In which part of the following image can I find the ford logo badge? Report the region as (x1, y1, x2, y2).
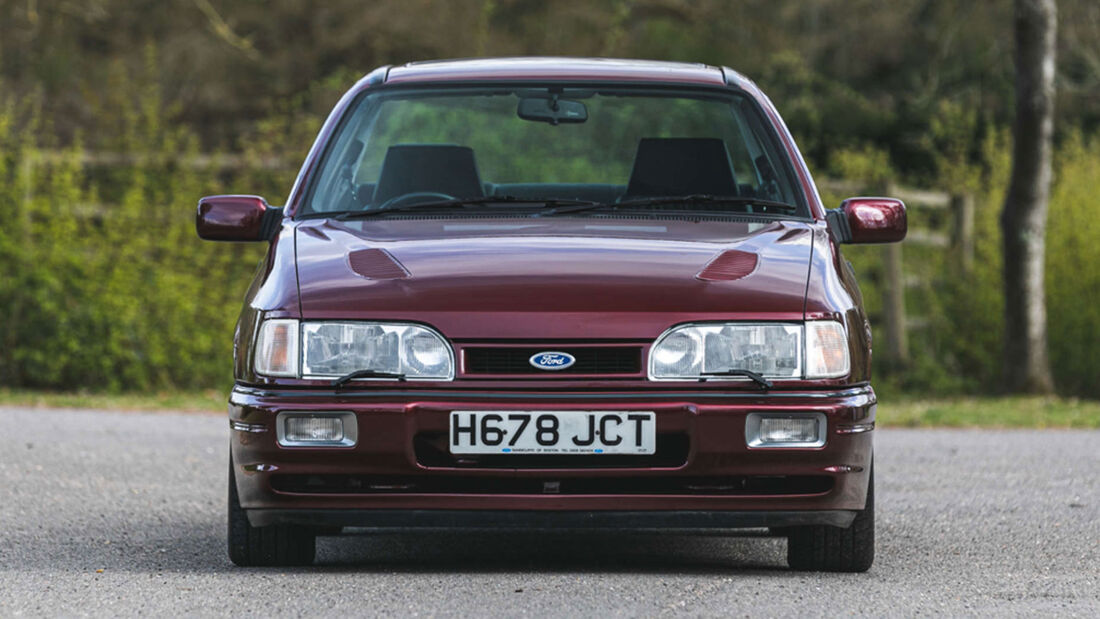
(529, 351, 576, 371)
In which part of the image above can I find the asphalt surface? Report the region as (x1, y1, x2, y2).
(0, 407, 1097, 617)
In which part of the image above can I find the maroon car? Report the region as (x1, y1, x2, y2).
(198, 58, 905, 571)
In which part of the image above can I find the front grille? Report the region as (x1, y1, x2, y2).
(414, 431, 689, 469)
(463, 346, 642, 375)
(270, 474, 833, 496)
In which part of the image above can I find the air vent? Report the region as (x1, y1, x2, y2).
(347, 248, 409, 279)
(697, 249, 758, 281)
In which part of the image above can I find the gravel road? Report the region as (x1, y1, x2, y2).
(0, 406, 1097, 616)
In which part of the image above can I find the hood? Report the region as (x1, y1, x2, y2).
(294, 217, 814, 340)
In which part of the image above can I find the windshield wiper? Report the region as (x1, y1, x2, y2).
(335, 195, 599, 219)
(332, 369, 406, 388)
(698, 368, 773, 390)
(536, 194, 798, 217)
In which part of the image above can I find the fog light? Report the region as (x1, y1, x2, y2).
(746, 413, 826, 448)
(288, 416, 343, 441)
(276, 412, 357, 447)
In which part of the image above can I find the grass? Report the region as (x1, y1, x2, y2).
(0, 388, 226, 414)
(879, 396, 1100, 429)
(0, 389, 1097, 428)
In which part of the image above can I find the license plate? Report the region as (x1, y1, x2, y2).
(449, 411, 656, 455)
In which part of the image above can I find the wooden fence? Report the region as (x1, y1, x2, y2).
(818, 179, 974, 368)
(31, 150, 968, 367)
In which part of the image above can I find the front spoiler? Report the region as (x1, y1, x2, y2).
(248, 508, 857, 530)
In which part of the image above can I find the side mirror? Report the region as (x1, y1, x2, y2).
(196, 195, 281, 242)
(828, 197, 907, 244)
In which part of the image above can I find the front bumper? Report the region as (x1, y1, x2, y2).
(229, 384, 875, 530)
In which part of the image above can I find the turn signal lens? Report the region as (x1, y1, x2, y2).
(805, 321, 850, 379)
(255, 319, 299, 377)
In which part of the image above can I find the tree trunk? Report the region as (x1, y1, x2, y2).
(1001, 0, 1057, 394)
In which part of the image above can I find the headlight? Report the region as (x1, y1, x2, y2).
(648, 321, 849, 381)
(254, 319, 453, 380)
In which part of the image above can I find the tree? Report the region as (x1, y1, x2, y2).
(1001, 0, 1057, 394)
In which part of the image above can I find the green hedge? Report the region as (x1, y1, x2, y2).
(0, 78, 296, 391)
(824, 128, 1100, 399)
(1, 79, 1098, 398)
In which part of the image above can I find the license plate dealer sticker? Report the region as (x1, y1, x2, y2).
(449, 411, 656, 455)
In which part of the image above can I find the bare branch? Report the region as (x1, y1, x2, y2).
(193, 0, 261, 62)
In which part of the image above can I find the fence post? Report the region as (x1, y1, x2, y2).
(882, 182, 909, 368)
(882, 242, 909, 367)
(951, 193, 975, 272)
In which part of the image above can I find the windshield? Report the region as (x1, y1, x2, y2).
(302, 86, 808, 218)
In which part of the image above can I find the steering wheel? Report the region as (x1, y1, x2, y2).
(377, 192, 456, 210)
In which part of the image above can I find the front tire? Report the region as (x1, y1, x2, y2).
(787, 467, 874, 572)
(227, 460, 316, 567)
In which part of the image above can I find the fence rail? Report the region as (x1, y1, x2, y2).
(32, 150, 290, 170)
(30, 150, 966, 369)
(819, 180, 974, 369)
(816, 178, 954, 209)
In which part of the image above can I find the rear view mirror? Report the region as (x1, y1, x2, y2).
(829, 197, 907, 244)
(517, 96, 588, 125)
(196, 195, 281, 242)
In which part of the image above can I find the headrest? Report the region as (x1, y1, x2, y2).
(625, 138, 738, 198)
(373, 144, 484, 205)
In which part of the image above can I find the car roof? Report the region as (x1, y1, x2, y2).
(382, 57, 741, 87)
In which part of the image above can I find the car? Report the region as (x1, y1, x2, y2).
(197, 57, 906, 571)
